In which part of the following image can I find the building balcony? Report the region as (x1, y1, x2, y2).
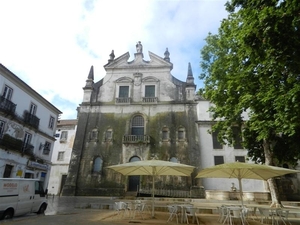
(22, 143, 34, 155)
(0, 134, 34, 156)
(122, 135, 150, 144)
(42, 148, 50, 155)
(0, 96, 16, 115)
(142, 97, 158, 103)
(115, 97, 131, 104)
(23, 111, 40, 129)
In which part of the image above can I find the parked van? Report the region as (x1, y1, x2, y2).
(0, 178, 48, 220)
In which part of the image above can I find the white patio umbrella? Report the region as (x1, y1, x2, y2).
(196, 162, 299, 206)
(107, 159, 195, 218)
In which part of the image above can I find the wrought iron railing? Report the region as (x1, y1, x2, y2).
(122, 135, 150, 144)
(0, 96, 16, 115)
(23, 111, 40, 129)
(138, 187, 205, 198)
(142, 97, 158, 103)
(0, 134, 34, 156)
(115, 97, 131, 104)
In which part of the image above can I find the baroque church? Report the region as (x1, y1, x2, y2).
(62, 42, 202, 196)
(61, 42, 279, 198)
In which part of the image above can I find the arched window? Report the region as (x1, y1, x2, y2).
(170, 157, 178, 163)
(130, 156, 141, 162)
(177, 126, 186, 141)
(131, 115, 144, 136)
(93, 157, 103, 173)
(104, 128, 113, 142)
(90, 128, 98, 142)
(161, 126, 169, 141)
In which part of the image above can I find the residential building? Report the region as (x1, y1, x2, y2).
(47, 119, 77, 195)
(0, 63, 62, 190)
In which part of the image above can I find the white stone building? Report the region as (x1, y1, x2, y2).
(196, 100, 268, 200)
(47, 119, 77, 195)
(0, 63, 62, 190)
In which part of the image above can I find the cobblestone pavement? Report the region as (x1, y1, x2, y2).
(1, 197, 299, 225)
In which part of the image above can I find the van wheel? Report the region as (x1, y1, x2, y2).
(37, 203, 47, 214)
(3, 209, 13, 220)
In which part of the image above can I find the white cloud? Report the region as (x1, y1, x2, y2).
(0, 0, 228, 119)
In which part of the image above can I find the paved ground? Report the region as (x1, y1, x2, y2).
(1, 196, 300, 225)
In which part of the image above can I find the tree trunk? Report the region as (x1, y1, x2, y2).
(263, 139, 282, 208)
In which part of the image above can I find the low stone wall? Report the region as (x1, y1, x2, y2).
(205, 190, 270, 201)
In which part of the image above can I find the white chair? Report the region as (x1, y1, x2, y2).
(218, 205, 229, 223)
(167, 205, 179, 224)
(185, 207, 199, 225)
(228, 207, 244, 225)
(114, 201, 128, 218)
(258, 208, 273, 224)
(275, 209, 291, 225)
(132, 202, 146, 220)
(241, 206, 250, 225)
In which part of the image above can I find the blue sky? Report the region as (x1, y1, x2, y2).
(0, 0, 228, 119)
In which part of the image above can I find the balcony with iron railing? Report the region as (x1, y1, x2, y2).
(122, 135, 150, 144)
(142, 97, 158, 103)
(42, 148, 50, 155)
(115, 97, 131, 104)
(0, 96, 16, 115)
(0, 134, 34, 156)
(23, 111, 40, 129)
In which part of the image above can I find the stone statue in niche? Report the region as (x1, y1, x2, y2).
(136, 41, 143, 53)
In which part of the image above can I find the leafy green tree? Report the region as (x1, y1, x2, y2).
(200, 0, 300, 206)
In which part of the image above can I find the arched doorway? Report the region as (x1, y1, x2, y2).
(128, 156, 141, 191)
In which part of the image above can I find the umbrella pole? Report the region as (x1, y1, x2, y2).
(238, 177, 244, 207)
(152, 175, 155, 218)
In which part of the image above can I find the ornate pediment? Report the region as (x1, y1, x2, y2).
(115, 77, 133, 83)
(104, 51, 173, 70)
(142, 76, 160, 83)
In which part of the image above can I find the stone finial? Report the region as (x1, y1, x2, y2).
(84, 65, 94, 89)
(108, 50, 115, 63)
(87, 65, 94, 80)
(186, 62, 195, 85)
(187, 62, 193, 78)
(164, 48, 170, 62)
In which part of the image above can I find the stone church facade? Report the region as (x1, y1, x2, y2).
(62, 43, 202, 196)
(62, 43, 292, 199)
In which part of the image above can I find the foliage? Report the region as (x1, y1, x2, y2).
(200, 0, 300, 166)
(243, 127, 300, 166)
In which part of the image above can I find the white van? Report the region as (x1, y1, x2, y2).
(0, 178, 48, 220)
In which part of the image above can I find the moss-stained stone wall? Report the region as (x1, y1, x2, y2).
(62, 47, 200, 196)
(63, 102, 200, 196)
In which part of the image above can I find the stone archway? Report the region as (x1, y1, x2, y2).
(128, 156, 141, 191)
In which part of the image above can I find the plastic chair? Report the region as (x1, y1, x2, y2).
(132, 202, 146, 219)
(218, 205, 229, 223)
(228, 207, 244, 225)
(167, 205, 179, 224)
(276, 209, 291, 225)
(241, 207, 250, 225)
(114, 201, 128, 218)
(185, 207, 199, 225)
(258, 208, 273, 224)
